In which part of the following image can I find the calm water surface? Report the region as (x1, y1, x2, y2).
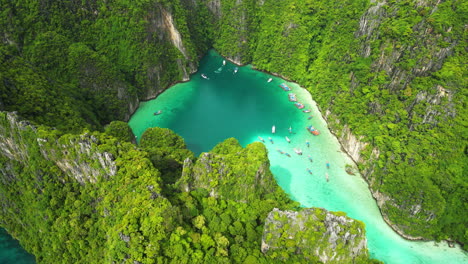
(129, 50, 467, 264)
(0, 228, 35, 264)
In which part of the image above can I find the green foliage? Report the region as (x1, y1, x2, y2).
(212, 0, 467, 247)
(0, 0, 209, 131)
(140, 127, 194, 190)
(178, 138, 297, 206)
(0, 0, 466, 260)
(0, 114, 376, 263)
(104, 121, 135, 143)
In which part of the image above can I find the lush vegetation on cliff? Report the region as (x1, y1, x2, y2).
(1, 0, 209, 131)
(213, 0, 467, 248)
(0, 0, 466, 256)
(0, 113, 381, 263)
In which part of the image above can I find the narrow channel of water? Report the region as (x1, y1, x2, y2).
(129, 50, 467, 264)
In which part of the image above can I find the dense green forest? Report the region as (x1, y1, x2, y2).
(0, 0, 466, 261)
(212, 0, 467, 248)
(0, 112, 378, 263)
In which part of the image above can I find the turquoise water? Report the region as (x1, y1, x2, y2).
(129, 50, 467, 263)
(0, 228, 35, 264)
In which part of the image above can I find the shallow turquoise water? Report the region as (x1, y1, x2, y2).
(0, 228, 35, 264)
(130, 50, 467, 264)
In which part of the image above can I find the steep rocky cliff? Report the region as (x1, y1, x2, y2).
(0, 111, 180, 263)
(177, 138, 282, 202)
(0, 112, 116, 184)
(0, 113, 378, 263)
(262, 208, 369, 263)
(211, 0, 466, 245)
(0, 0, 206, 128)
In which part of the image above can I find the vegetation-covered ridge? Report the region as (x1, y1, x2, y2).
(1, 0, 211, 132)
(212, 0, 467, 248)
(0, 112, 381, 263)
(0, 0, 466, 253)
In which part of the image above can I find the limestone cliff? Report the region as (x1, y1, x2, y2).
(209, 0, 465, 243)
(262, 208, 369, 263)
(0, 112, 116, 184)
(177, 138, 280, 202)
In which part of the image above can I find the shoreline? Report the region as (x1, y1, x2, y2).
(127, 51, 463, 250)
(289, 71, 461, 248)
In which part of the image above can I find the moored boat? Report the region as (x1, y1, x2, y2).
(308, 155, 313, 162)
(294, 148, 303, 155)
(269, 137, 274, 144)
(258, 136, 265, 143)
(201, 73, 209, 80)
(223, 60, 226, 65)
(279, 83, 291, 91)
(294, 102, 305, 109)
(307, 125, 320, 135)
(277, 149, 284, 154)
(154, 110, 162, 115)
(288, 93, 297, 102)
(285, 136, 290, 143)
(308, 115, 313, 120)
(272, 125, 276, 133)
(233, 67, 238, 74)
(285, 153, 291, 157)
(307, 168, 312, 175)
(325, 173, 329, 182)
(267, 78, 273, 82)
(306, 140, 310, 148)
(303, 109, 311, 113)
(288, 126, 292, 133)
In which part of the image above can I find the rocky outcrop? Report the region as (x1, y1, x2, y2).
(138, 4, 199, 102)
(0, 112, 116, 184)
(207, 0, 222, 18)
(407, 84, 455, 130)
(354, 0, 457, 94)
(177, 139, 279, 202)
(262, 208, 369, 263)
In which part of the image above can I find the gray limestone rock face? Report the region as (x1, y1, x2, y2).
(262, 208, 369, 263)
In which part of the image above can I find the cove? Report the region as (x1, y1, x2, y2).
(129, 50, 467, 263)
(0, 228, 35, 264)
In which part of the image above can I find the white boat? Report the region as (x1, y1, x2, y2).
(272, 125, 276, 133)
(326, 173, 329, 182)
(223, 60, 226, 65)
(258, 136, 265, 142)
(293, 148, 302, 155)
(201, 73, 209, 80)
(267, 78, 272, 83)
(288, 126, 292, 133)
(285, 136, 290, 143)
(234, 67, 238, 74)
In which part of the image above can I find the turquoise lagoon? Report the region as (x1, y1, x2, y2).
(129, 50, 467, 264)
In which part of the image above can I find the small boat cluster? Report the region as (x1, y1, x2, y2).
(257, 124, 330, 181)
(274, 82, 312, 114)
(200, 59, 240, 80)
